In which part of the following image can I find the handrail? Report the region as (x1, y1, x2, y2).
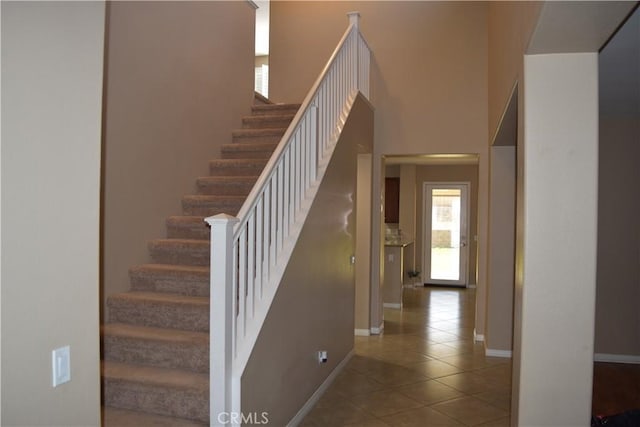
(206, 12, 370, 425)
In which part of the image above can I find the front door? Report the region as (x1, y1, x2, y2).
(422, 183, 469, 286)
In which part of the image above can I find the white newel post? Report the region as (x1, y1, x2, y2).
(206, 214, 239, 426)
(347, 11, 360, 28)
(348, 11, 360, 92)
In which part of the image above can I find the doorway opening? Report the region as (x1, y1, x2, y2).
(423, 182, 470, 287)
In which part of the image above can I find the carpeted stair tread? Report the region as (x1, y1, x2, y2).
(209, 158, 268, 176)
(242, 113, 295, 129)
(102, 96, 299, 422)
(107, 292, 209, 332)
(196, 175, 258, 196)
(232, 128, 287, 138)
(102, 361, 208, 422)
(103, 322, 208, 345)
(103, 360, 208, 391)
(182, 194, 245, 216)
(232, 128, 286, 145)
(102, 323, 208, 372)
(166, 216, 209, 240)
(251, 103, 301, 116)
(220, 142, 278, 159)
(148, 238, 210, 267)
(130, 263, 209, 296)
(103, 407, 207, 427)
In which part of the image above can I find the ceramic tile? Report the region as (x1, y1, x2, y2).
(379, 406, 465, 426)
(435, 372, 503, 394)
(395, 379, 465, 405)
(301, 400, 378, 426)
(431, 396, 509, 426)
(405, 359, 463, 379)
(300, 287, 515, 426)
(349, 389, 423, 417)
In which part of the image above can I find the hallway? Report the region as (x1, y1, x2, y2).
(302, 287, 511, 426)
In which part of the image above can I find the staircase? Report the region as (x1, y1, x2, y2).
(101, 96, 299, 425)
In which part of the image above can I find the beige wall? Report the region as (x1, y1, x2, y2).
(355, 154, 373, 333)
(242, 96, 373, 425)
(399, 165, 417, 277)
(415, 165, 479, 287)
(486, 146, 516, 353)
(488, 1, 542, 143)
(1, 2, 104, 425)
(595, 8, 640, 358)
(270, 0, 490, 335)
(102, 1, 256, 312)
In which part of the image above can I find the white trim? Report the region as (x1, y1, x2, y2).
(371, 322, 384, 335)
(383, 303, 402, 309)
(287, 350, 354, 426)
(486, 348, 512, 358)
(594, 353, 640, 364)
(473, 329, 485, 342)
(354, 329, 370, 336)
(466, 284, 477, 289)
(245, 0, 258, 10)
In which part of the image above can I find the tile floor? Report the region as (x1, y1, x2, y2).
(301, 286, 512, 426)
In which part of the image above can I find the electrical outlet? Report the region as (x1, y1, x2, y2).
(318, 350, 328, 364)
(52, 346, 71, 387)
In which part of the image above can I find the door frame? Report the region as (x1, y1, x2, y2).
(422, 182, 471, 287)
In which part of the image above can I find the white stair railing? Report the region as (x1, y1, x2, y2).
(206, 12, 370, 425)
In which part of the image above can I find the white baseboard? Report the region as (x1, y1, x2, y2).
(594, 353, 640, 364)
(287, 350, 354, 426)
(486, 348, 512, 358)
(473, 329, 484, 342)
(383, 303, 402, 309)
(354, 328, 370, 336)
(370, 322, 384, 335)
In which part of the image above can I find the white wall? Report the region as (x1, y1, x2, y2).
(1, 2, 105, 425)
(517, 52, 599, 425)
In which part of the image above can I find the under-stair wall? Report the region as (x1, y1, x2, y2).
(102, 1, 255, 317)
(241, 94, 374, 426)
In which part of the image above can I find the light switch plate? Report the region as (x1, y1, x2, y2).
(52, 346, 71, 387)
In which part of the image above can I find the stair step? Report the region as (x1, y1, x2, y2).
(102, 361, 208, 423)
(232, 128, 286, 144)
(107, 292, 209, 332)
(166, 216, 209, 240)
(182, 195, 245, 216)
(242, 113, 295, 129)
(251, 103, 301, 116)
(209, 158, 268, 176)
(196, 175, 257, 196)
(130, 264, 210, 296)
(102, 323, 208, 373)
(220, 142, 278, 159)
(103, 407, 207, 427)
(149, 239, 210, 267)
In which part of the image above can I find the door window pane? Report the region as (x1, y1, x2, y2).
(430, 189, 461, 280)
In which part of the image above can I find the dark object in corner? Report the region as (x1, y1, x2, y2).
(592, 409, 640, 426)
